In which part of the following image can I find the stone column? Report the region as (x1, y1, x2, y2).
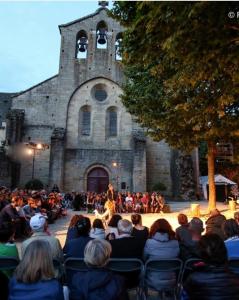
(132, 130, 146, 192)
(49, 128, 65, 191)
(6, 109, 25, 144)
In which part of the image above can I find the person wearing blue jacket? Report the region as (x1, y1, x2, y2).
(70, 239, 128, 300)
(8, 239, 64, 300)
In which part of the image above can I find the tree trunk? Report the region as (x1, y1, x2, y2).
(207, 141, 216, 211)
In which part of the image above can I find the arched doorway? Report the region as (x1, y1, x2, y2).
(87, 167, 109, 193)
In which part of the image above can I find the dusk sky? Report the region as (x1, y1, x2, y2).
(0, 1, 113, 92)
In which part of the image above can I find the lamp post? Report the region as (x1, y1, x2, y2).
(112, 161, 121, 191)
(25, 142, 49, 179)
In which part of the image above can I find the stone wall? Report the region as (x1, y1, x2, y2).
(6, 7, 176, 193)
(64, 149, 133, 192)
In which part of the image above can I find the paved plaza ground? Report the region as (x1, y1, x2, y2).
(49, 200, 238, 247)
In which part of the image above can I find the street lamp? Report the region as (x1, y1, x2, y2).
(25, 142, 49, 179)
(112, 161, 121, 191)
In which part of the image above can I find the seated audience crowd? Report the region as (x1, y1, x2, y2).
(1, 184, 239, 300)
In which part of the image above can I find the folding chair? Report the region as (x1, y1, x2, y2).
(53, 258, 65, 283)
(107, 258, 144, 300)
(228, 257, 239, 275)
(144, 258, 183, 300)
(0, 255, 19, 300)
(64, 257, 88, 285)
(180, 258, 203, 284)
(0, 256, 19, 272)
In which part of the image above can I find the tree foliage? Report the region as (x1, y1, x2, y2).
(25, 179, 44, 190)
(110, 2, 239, 209)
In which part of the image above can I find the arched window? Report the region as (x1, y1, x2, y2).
(76, 30, 88, 59)
(115, 32, 123, 61)
(96, 21, 108, 49)
(79, 105, 91, 136)
(106, 107, 117, 137)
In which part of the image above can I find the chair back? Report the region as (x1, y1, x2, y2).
(53, 258, 64, 282)
(144, 258, 183, 297)
(64, 257, 88, 285)
(180, 258, 203, 284)
(107, 258, 144, 294)
(107, 258, 144, 273)
(0, 256, 19, 271)
(228, 257, 239, 275)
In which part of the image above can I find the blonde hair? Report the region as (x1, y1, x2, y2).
(15, 240, 55, 283)
(84, 239, 111, 267)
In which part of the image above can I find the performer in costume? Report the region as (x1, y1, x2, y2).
(94, 184, 115, 224)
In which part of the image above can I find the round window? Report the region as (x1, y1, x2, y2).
(91, 84, 108, 102)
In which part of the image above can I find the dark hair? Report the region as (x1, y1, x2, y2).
(131, 214, 142, 226)
(0, 225, 14, 243)
(76, 217, 91, 236)
(69, 214, 84, 228)
(149, 218, 175, 239)
(93, 218, 104, 229)
(177, 213, 188, 225)
(199, 233, 227, 266)
(108, 214, 122, 228)
(223, 219, 239, 239)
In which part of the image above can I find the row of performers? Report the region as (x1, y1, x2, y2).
(94, 184, 165, 219)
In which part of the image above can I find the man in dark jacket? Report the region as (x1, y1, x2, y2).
(109, 219, 144, 289)
(206, 209, 226, 240)
(109, 219, 144, 259)
(184, 233, 239, 300)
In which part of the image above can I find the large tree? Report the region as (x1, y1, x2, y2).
(110, 2, 239, 210)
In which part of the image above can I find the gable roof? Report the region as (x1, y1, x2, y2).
(58, 7, 108, 32)
(11, 74, 58, 98)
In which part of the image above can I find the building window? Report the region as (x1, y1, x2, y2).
(96, 21, 108, 49)
(106, 107, 117, 137)
(115, 32, 123, 61)
(76, 30, 88, 59)
(80, 106, 91, 136)
(91, 84, 108, 102)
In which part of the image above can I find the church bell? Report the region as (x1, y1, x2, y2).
(97, 28, 107, 45)
(78, 37, 87, 52)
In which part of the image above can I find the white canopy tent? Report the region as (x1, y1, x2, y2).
(199, 174, 237, 200)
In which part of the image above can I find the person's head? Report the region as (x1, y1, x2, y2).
(84, 239, 111, 267)
(177, 213, 188, 226)
(209, 209, 220, 217)
(92, 218, 104, 229)
(108, 183, 113, 190)
(234, 211, 239, 225)
(30, 213, 48, 232)
(69, 214, 83, 228)
(27, 198, 37, 208)
(108, 214, 122, 228)
(222, 218, 239, 239)
(11, 196, 23, 207)
(117, 219, 133, 235)
(0, 225, 14, 243)
(15, 240, 54, 283)
(76, 216, 91, 236)
(131, 214, 142, 226)
(199, 233, 227, 266)
(189, 217, 204, 235)
(149, 218, 175, 239)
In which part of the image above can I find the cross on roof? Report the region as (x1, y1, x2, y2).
(98, 1, 109, 8)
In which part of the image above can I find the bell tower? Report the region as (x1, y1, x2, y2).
(58, 2, 124, 86)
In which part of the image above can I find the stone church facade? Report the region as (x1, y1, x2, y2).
(4, 6, 195, 196)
